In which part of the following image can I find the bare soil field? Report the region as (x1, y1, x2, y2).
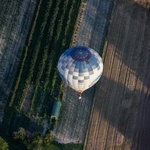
(0, 0, 38, 121)
(84, 0, 150, 149)
(54, 0, 113, 144)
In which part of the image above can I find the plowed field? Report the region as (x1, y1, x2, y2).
(84, 0, 150, 150)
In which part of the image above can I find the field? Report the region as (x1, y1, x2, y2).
(54, 0, 113, 143)
(84, 0, 150, 149)
(1, 0, 83, 138)
(0, 0, 38, 122)
(1, 0, 150, 149)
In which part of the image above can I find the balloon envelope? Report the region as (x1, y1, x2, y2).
(58, 46, 103, 93)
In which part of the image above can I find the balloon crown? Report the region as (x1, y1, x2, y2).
(70, 46, 91, 63)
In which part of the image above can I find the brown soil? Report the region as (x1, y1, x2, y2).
(84, 0, 150, 150)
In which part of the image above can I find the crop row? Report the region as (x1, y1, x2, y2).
(3, 0, 83, 135)
(9, 0, 43, 107)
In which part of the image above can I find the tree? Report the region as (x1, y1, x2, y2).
(13, 127, 26, 141)
(13, 129, 54, 150)
(28, 133, 54, 150)
(0, 137, 9, 150)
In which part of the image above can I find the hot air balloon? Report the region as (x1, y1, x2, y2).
(58, 46, 103, 99)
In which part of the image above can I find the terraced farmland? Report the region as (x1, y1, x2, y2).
(84, 0, 150, 149)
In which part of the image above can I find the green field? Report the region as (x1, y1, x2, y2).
(1, 0, 84, 148)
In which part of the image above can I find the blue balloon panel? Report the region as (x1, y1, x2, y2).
(58, 46, 103, 92)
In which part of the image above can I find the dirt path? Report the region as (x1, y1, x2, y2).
(84, 0, 150, 149)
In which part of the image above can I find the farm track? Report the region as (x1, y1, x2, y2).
(84, 0, 150, 150)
